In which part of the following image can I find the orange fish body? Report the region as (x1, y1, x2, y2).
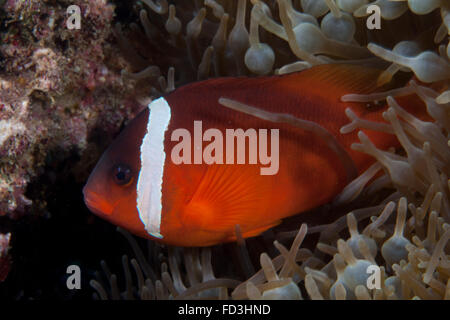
(83, 64, 427, 246)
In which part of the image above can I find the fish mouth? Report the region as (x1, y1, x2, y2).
(83, 188, 114, 216)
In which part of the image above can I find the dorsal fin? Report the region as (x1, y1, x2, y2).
(280, 63, 399, 97)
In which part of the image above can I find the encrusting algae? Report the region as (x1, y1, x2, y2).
(86, 0, 449, 300)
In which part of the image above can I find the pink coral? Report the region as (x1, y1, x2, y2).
(0, 0, 146, 220)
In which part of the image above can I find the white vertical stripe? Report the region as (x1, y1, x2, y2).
(136, 97, 171, 239)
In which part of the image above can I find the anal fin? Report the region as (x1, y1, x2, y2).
(224, 220, 282, 242)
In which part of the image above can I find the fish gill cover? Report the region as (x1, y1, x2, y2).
(0, 0, 448, 300)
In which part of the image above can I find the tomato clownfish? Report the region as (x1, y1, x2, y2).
(83, 64, 427, 247)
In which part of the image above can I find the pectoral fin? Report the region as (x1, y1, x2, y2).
(181, 164, 278, 239)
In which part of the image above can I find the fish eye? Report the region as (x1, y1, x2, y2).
(112, 164, 133, 186)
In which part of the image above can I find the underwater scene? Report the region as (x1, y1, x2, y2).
(0, 0, 449, 301)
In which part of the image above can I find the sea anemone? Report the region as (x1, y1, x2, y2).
(90, 227, 241, 299)
(92, 0, 448, 299)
